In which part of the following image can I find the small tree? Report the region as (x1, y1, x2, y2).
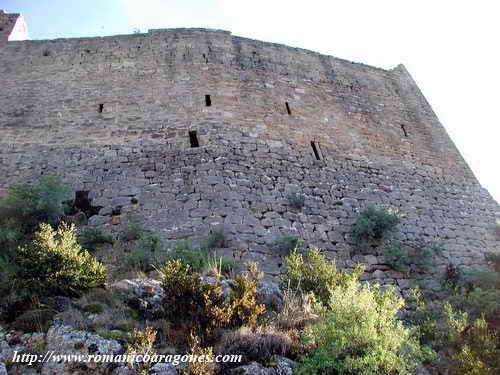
(16, 223, 107, 297)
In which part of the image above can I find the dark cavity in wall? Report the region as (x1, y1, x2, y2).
(285, 102, 292, 115)
(189, 130, 199, 148)
(98, 104, 104, 113)
(70, 191, 103, 218)
(205, 94, 212, 107)
(311, 141, 322, 160)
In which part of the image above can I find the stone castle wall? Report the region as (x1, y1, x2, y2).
(0, 16, 498, 293)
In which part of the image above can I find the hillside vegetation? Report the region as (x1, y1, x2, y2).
(0, 176, 499, 374)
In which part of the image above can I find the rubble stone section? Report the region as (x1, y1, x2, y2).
(0, 12, 498, 292)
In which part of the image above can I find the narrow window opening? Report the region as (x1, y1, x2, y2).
(401, 124, 408, 137)
(311, 141, 321, 160)
(285, 102, 292, 115)
(205, 94, 212, 107)
(189, 130, 199, 148)
(98, 104, 104, 113)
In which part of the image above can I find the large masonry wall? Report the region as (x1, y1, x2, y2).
(1, 28, 471, 177)
(0, 23, 498, 293)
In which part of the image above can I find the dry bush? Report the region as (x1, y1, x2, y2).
(12, 308, 55, 332)
(184, 333, 216, 375)
(160, 260, 266, 345)
(274, 286, 318, 331)
(216, 326, 294, 370)
(126, 326, 157, 374)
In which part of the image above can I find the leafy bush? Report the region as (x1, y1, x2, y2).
(273, 235, 304, 255)
(297, 280, 434, 375)
(383, 240, 443, 273)
(404, 288, 444, 347)
(443, 303, 500, 375)
(121, 215, 145, 241)
(126, 233, 167, 271)
(351, 205, 401, 249)
(287, 192, 305, 209)
(16, 223, 107, 297)
(446, 256, 500, 321)
(448, 287, 500, 322)
(485, 251, 500, 272)
(169, 240, 234, 276)
(0, 175, 70, 233)
(281, 248, 363, 306)
(204, 230, 226, 249)
(78, 227, 114, 250)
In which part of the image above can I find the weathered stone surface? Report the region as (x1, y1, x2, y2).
(0, 14, 498, 294)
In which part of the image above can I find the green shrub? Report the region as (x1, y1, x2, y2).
(205, 230, 226, 249)
(121, 215, 145, 241)
(273, 235, 304, 255)
(82, 303, 104, 314)
(0, 175, 70, 233)
(78, 227, 114, 250)
(446, 258, 500, 321)
(287, 192, 305, 209)
(485, 251, 500, 272)
(351, 205, 401, 249)
(448, 287, 500, 322)
(404, 288, 444, 347)
(443, 303, 500, 374)
(282, 248, 363, 306)
(126, 233, 167, 271)
(383, 240, 443, 273)
(169, 241, 211, 272)
(297, 280, 434, 375)
(16, 223, 107, 297)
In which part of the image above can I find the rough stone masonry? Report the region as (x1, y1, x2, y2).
(0, 11, 498, 295)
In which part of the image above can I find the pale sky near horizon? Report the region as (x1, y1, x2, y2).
(3, 0, 499, 204)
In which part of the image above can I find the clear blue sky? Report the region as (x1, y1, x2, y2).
(3, 1, 499, 204)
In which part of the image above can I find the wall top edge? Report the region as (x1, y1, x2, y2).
(3, 24, 400, 73)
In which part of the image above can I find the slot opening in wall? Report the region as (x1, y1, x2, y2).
(285, 102, 292, 115)
(205, 94, 212, 107)
(311, 141, 321, 161)
(401, 124, 408, 137)
(189, 130, 199, 148)
(98, 104, 104, 113)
